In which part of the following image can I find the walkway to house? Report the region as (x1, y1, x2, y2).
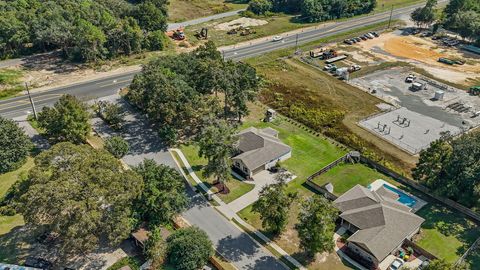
(170, 148, 306, 270)
(225, 170, 296, 213)
(333, 227, 368, 270)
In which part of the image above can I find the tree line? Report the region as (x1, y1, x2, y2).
(413, 131, 480, 209)
(410, 0, 480, 45)
(0, 0, 169, 62)
(248, 0, 377, 22)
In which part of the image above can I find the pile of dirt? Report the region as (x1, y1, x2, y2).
(214, 17, 268, 31)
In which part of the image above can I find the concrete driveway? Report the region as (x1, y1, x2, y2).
(226, 170, 295, 213)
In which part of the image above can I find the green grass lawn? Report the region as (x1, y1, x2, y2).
(0, 157, 34, 198)
(241, 114, 347, 184)
(311, 163, 400, 195)
(0, 157, 34, 262)
(180, 144, 255, 204)
(237, 104, 353, 269)
(415, 203, 480, 264)
(0, 68, 24, 100)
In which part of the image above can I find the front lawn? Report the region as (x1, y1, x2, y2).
(180, 144, 255, 204)
(0, 157, 34, 262)
(415, 203, 480, 264)
(311, 163, 399, 195)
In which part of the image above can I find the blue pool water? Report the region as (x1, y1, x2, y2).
(382, 184, 417, 208)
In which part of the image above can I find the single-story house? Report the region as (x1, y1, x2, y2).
(232, 127, 291, 178)
(334, 184, 424, 269)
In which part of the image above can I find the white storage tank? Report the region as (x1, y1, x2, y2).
(434, 90, 445, 100)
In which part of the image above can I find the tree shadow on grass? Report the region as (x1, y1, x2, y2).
(416, 202, 480, 258)
(0, 225, 34, 263)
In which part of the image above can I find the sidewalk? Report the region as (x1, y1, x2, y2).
(334, 227, 368, 270)
(170, 148, 307, 270)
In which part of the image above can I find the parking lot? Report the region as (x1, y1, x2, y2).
(350, 68, 480, 154)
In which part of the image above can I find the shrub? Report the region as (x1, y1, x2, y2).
(105, 136, 129, 158)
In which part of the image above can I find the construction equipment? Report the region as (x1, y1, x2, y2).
(195, 28, 208, 40)
(321, 49, 338, 60)
(309, 47, 326, 58)
(325, 54, 347, 64)
(470, 86, 480, 96)
(240, 27, 256, 36)
(166, 27, 185, 40)
(438, 57, 454, 65)
(405, 74, 416, 83)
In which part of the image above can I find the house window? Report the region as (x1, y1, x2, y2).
(243, 167, 248, 173)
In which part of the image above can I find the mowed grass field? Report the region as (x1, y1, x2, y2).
(168, 0, 248, 22)
(311, 163, 400, 195)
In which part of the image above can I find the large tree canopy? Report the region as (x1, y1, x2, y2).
(413, 132, 480, 208)
(442, 0, 480, 43)
(252, 173, 296, 234)
(167, 227, 214, 270)
(134, 159, 189, 226)
(38, 94, 91, 144)
(296, 196, 338, 255)
(127, 42, 260, 145)
(0, 116, 33, 174)
(0, 0, 168, 61)
(14, 142, 143, 254)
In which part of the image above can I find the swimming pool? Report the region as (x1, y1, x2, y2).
(382, 184, 417, 208)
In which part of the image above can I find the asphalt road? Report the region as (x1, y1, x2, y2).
(91, 95, 287, 270)
(0, 1, 446, 119)
(167, 8, 247, 31)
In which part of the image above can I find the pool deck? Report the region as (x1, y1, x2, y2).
(369, 179, 427, 213)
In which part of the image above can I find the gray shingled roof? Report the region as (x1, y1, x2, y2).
(233, 127, 291, 171)
(334, 185, 424, 262)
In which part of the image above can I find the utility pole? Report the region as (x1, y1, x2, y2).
(295, 33, 299, 54)
(388, 4, 394, 29)
(25, 82, 37, 120)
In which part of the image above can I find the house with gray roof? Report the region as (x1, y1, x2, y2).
(232, 127, 291, 178)
(334, 184, 424, 268)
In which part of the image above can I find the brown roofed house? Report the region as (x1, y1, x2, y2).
(232, 127, 291, 178)
(334, 185, 424, 269)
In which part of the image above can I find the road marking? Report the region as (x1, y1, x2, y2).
(0, 94, 61, 110)
(97, 79, 132, 88)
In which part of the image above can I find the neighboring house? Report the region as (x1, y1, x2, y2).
(232, 127, 291, 178)
(333, 185, 424, 269)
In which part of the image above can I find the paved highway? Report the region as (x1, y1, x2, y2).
(0, 1, 445, 119)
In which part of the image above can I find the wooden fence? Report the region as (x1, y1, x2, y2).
(403, 239, 437, 260)
(359, 156, 480, 224)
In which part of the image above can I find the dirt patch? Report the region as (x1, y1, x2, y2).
(356, 32, 480, 85)
(214, 17, 268, 31)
